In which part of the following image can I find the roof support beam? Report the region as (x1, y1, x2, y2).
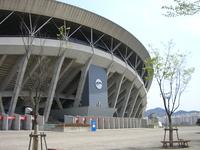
(55, 97, 63, 110)
(58, 59, 74, 80)
(109, 73, 125, 108)
(22, 56, 46, 87)
(8, 50, 31, 116)
(0, 95, 5, 114)
(119, 79, 136, 117)
(0, 56, 22, 91)
(127, 86, 142, 117)
(112, 42, 121, 52)
(0, 55, 7, 67)
(0, 11, 14, 25)
(74, 55, 93, 107)
(57, 69, 80, 93)
(44, 53, 65, 122)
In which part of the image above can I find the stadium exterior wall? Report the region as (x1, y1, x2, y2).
(0, 0, 151, 122)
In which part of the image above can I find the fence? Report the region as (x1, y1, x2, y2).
(0, 114, 44, 130)
(64, 115, 148, 129)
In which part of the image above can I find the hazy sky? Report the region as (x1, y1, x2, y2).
(57, 0, 200, 111)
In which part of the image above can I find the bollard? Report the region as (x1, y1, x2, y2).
(38, 115, 44, 131)
(98, 117, 104, 129)
(25, 115, 32, 130)
(13, 114, 20, 130)
(2, 114, 8, 130)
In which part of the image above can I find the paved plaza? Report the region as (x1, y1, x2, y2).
(0, 127, 199, 150)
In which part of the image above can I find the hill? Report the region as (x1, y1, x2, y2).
(145, 107, 200, 117)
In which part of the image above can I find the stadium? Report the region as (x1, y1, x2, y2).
(0, 0, 151, 123)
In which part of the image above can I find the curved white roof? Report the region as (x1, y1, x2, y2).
(0, 0, 150, 61)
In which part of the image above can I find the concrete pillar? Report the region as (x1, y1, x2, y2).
(38, 115, 44, 131)
(138, 119, 142, 127)
(141, 119, 147, 128)
(128, 118, 132, 128)
(44, 54, 65, 122)
(104, 117, 110, 129)
(93, 117, 99, 129)
(119, 80, 135, 117)
(25, 115, 32, 130)
(0, 96, 5, 114)
(110, 117, 115, 129)
(132, 118, 136, 128)
(13, 114, 20, 130)
(136, 118, 139, 128)
(124, 118, 128, 128)
(2, 114, 8, 130)
(120, 118, 124, 128)
(98, 117, 104, 129)
(8, 53, 31, 116)
(110, 74, 125, 108)
(114, 117, 119, 129)
(74, 56, 93, 107)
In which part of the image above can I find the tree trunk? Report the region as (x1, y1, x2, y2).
(168, 115, 173, 147)
(32, 113, 39, 150)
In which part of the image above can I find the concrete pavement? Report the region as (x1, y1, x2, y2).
(0, 126, 199, 150)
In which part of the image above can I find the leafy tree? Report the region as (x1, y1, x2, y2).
(144, 41, 194, 147)
(162, 0, 200, 16)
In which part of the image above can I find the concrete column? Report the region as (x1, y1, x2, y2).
(93, 117, 98, 129)
(132, 96, 145, 118)
(13, 114, 20, 130)
(131, 96, 142, 118)
(8, 52, 31, 116)
(104, 117, 110, 129)
(115, 117, 119, 129)
(44, 54, 65, 122)
(0, 96, 5, 114)
(110, 74, 125, 108)
(124, 118, 127, 128)
(74, 56, 93, 107)
(2, 114, 8, 130)
(39, 115, 44, 131)
(120, 118, 124, 128)
(98, 117, 104, 129)
(135, 118, 139, 128)
(141, 119, 147, 128)
(128, 118, 132, 128)
(119, 80, 135, 117)
(132, 118, 136, 128)
(127, 88, 140, 117)
(25, 115, 32, 130)
(110, 117, 115, 129)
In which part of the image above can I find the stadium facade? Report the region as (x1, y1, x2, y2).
(0, 0, 152, 122)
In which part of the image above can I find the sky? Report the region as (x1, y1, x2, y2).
(57, 0, 200, 111)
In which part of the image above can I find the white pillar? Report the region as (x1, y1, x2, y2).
(74, 56, 93, 107)
(8, 52, 31, 116)
(118, 80, 135, 117)
(25, 115, 32, 130)
(2, 114, 8, 130)
(0, 96, 5, 114)
(44, 54, 65, 122)
(13, 114, 20, 130)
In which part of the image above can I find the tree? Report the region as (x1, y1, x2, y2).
(162, 0, 200, 16)
(144, 41, 194, 147)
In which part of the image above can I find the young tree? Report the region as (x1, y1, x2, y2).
(144, 41, 194, 147)
(162, 0, 200, 16)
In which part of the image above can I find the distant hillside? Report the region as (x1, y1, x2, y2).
(145, 107, 200, 117)
(145, 107, 166, 117)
